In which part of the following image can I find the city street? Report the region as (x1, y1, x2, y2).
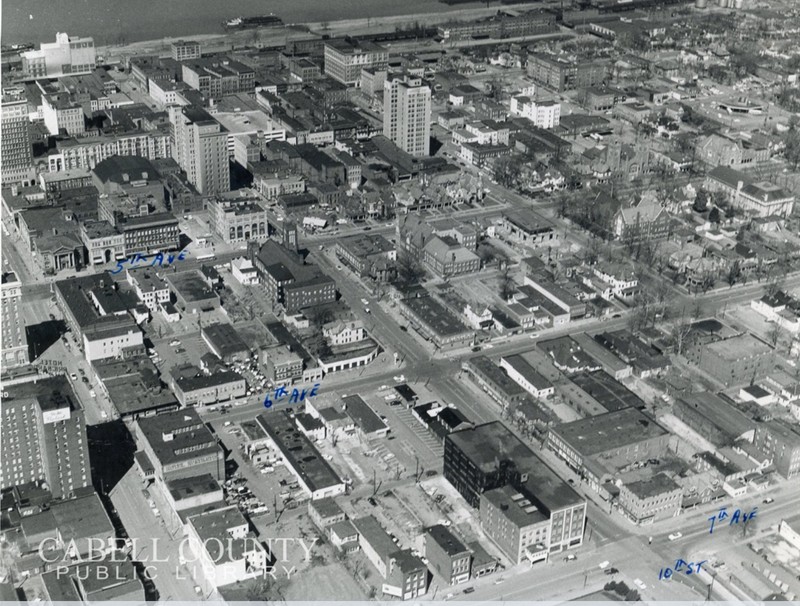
(110, 470, 201, 601)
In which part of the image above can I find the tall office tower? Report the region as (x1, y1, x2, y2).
(1, 271, 29, 369)
(170, 105, 230, 195)
(0, 387, 90, 499)
(383, 73, 432, 157)
(20, 32, 96, 79)
(1, 94, 35, 186)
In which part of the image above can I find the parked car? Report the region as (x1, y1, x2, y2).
(463, 587, 475, 594)
(668, 532, 683, 541)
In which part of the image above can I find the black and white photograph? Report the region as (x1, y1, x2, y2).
(1, 0, 800, 603)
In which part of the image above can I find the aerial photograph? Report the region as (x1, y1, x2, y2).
(1, 0, 800, 603)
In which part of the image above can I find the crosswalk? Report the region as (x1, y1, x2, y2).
(394, 406, 444, 457)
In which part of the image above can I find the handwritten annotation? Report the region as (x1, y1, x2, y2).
(708, 506, 757, 534)
(111, 250, 189, 274)
(658, 558, 707, 580)
(264, 384, 321, 408)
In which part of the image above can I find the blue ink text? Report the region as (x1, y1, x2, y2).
(263, 383, 321, 408)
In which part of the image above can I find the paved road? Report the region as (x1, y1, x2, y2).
(110, 470, 200, 601)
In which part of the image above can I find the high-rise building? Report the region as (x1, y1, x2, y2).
(0, 382, 90, 499)
(1, 270, 29, 369)
(170, 105, 230, 195)
(383, 73, 431, 157)
(324, 38, 388, 87)
(1, 94, 35, 186)
(21, 32, 96, 79)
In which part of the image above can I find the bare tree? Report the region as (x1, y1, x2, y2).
(767, 323, 782, 348)
(498, 265, 516, 301)
(396, 249, 426, 285)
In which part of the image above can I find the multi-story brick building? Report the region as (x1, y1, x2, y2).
(527, 53, 609, 92)
(546, 409, 671, 490)
(324, 39, 388, 87)
(618, 474, 682, 525)
(705, 166, 795, 218)
(754, 421, 800, 479)
(47, 130, 171, 172)
(170, 105, 230, 195)
(480, 484, 551, 565)
(249, 240, 336, 312)
(42, 93, 85, 136)
(444, 422, 586, 558)
(1, 380, 90, 499)
(685, 333, 776, 388)
(1, 94, 35, 186)
(134, 408, 225, 482)
(1, 270, 29, 369)
(207, 193, 269, 244)
(120, 213, 180, 256)
(612, 194, 671, 244)
(424, 525, 472, 585)
(80, 220, 126, 267)
(171, 40, 201, 62)
(352, 515, 429, 600)
(181, 56, 255, 97)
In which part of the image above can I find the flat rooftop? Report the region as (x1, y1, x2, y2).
(166, 270, 217, 303)
(256, 410, 343, 493)
(502, 355, 552, 392)
(468, 356, 526, 397)
(677, 392, 756, 442)
(705, 333, 773, 360)
(342, 394, 388, 435)
(213, 109, 281, 135)
(136, 408, 221, 468)
(202, 322, 249, 357)
(623, 473, 680, 500)
(425, 524, 470, 556)
(446, 421, 583, 514)
(167, 474, 221, 501)
(483, 484, 548, 527)
(571, 369, 645, 412)
(550, 408, 669, 458)
(404, 294, 470, 337)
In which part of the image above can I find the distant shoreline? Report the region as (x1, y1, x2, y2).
(95, 3, 549, 62)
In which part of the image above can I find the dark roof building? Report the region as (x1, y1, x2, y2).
(256, 410, 345, 500)
(444, 422, 586, 554)
(134, 408, 225, 482)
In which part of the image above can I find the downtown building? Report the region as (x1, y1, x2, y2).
(1, 270, 30, 369)
(383, 73, 431, 157)
(443, 422, 586, 564)
(324, 38, 388, 87)
(21, 32, 96, 78)
(0, 378, 90, 500)
(54, 272, 145, 362)
(1, 93, 35, 186)
(47, 129, 171, 172)
(170, 105, 230, 195)
(133, 408, 225, 483)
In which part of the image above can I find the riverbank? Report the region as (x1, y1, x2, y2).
(95, 2, 547, 62)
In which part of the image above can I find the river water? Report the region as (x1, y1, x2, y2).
(2, 0, 486, 46)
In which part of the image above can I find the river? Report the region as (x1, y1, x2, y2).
(1, 0, 487, 46)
